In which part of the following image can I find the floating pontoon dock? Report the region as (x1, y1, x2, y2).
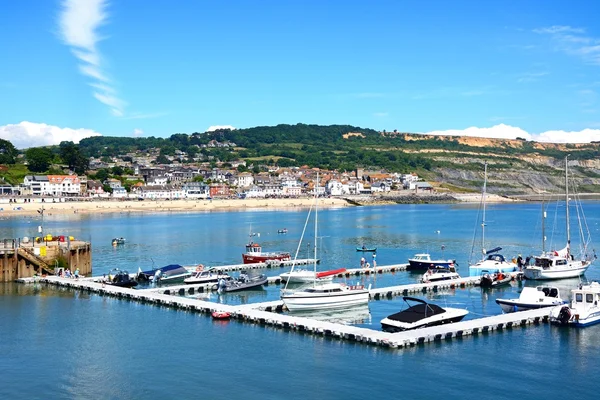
(17, 274, 548, 350)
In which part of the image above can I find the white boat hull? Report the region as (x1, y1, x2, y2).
(282, 290, 369, 312)
(279, 271, 333, 284)
(523, 263, 589, 280)
(381, 308, 468, 332)
(469, 260, 517, 277)
(496, 299, 564, 313)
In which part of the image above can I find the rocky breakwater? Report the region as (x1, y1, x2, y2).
(344, 192, 459, 206)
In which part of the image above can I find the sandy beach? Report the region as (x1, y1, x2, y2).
(0, 197, 352, 217)
(0, 192, 521, 217)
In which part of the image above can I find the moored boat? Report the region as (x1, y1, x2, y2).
(408, 253, 457, 271)
(550, 282, 600, 327)
(496, 286, 565, 313)
(211, 311, 231, 320)
(523, 156, 594, 280)
(137, 264, 191, 284)
(216, 273, 267, 292)
(184, 267, 231, 284)
(104, 268, 138, 288)
(420, 267, 460, 283)
(479, 270, 512, 288)
(282, 283, 370, 312)
(280, 268, 346, 284)
(242, 242, 291, 264)
(380, 297, 468, 332)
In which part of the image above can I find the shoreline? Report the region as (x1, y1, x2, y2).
(0, 193, 524, 217)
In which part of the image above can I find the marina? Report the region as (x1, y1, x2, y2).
(17, 274, 551, 348)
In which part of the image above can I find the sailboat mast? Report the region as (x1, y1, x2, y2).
(482, 162, 487, 256)
(313, 173, 319, 287)
(541, 197, 546, 254)
(565, 155, 570, 254)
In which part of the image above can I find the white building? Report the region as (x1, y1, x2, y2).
(326, 179, 349, 196)
(236, 172, 254, 188)
(22, 175, 81, 196)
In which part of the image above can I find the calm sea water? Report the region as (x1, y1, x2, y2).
(1, 202, 600, 399)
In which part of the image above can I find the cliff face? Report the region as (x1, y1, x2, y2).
(397, 134, 600, 195)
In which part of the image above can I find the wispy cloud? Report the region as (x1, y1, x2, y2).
(412, 87, 505, 100)
(133, 128, 144, 137)
(516, 71, 549, 83)
(373, 112, 388, 117)
(534, 25, 600, 66)
(58, 0, 126, 116)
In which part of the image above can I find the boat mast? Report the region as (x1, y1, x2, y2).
(313, 172, 319, 287)
(541, 196, 546, 254)
(482, 162, 487, 257)
(565, 155, 570, 256)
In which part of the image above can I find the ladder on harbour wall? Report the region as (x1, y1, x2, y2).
(17, 248, 54, 275)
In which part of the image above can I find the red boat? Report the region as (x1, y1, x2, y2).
(242, 242, 291, 264)
(316, 268, 347, 279)
(211, 311, 231, 320)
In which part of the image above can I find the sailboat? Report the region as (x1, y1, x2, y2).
(468, 162, 518, 277)
(281, 174, 370, 312)
(524, 156, 594, 280)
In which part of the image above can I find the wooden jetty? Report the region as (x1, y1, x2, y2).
(17, 274, 550, 350)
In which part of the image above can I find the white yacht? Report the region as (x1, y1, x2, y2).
(550, 282, 600, 327)
(281, 173, 370, 312)
(184, 267, 231, 284)
(420, 268, 460, 283)
(496, 286, 565, 313)
(468, 163, 518, 277)
(524, 156, 594, 280)
(281, 283, 370, 312)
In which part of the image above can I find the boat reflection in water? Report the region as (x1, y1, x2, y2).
(286, 304, 372, 326)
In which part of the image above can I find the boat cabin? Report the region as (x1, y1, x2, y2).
(411, 254, 432, 262)
(485, 254, 506, 263)
(245, 242, 262, 254)
(534, 256, 569, 270)
(571, 282, 600, 312)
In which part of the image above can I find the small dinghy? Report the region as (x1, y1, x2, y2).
(211, 311, 231, 320)
(381, 297, 469, 332)
(480, 270, 512, 288)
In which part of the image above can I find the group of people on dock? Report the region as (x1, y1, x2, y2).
(58, 267, 80, 279)
(360, 253, 377, 269)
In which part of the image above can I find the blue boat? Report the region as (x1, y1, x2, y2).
(136, 264, 191, 283)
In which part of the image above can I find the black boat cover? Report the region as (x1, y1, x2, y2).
(386, 297, 447, 323)
(140, 264, 186, 278)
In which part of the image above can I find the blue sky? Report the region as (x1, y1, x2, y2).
(1, 0, 600, 147)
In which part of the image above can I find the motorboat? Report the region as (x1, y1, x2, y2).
(356, 246, 377, 252)
(408, 253, 457, 271)
(184, 267, 231, 285)
(216, 273, 267, 292)
(479, 270, 512, 288)
(280, 268, 345, 284)
(277, 228, 288, 234)
(103, 269, 137, 288)
(137, 264, 191, 284)
(420, 267, 460, 283)
(282, 283, 370, 312)
(112, 237, 126, 246)
(524, 156, 594, 280)
(380, 297, 469, 332)
(550, 282, 600, 327)
(242, 242, 291, 264)
(496, 286, 565, 313)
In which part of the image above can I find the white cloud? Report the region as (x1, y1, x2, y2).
(133, 128, 144, 137)
(517, 71, 549, 83)
(533, 25, 584, 35)
(424, 123, 600, 143)
(206, 125, 236, 132)
(59, 0, 127, 116)
(373, 112, 388, 117)
(0, 122, 102, 149)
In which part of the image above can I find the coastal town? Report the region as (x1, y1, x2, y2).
(3, 144, 434, 200)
